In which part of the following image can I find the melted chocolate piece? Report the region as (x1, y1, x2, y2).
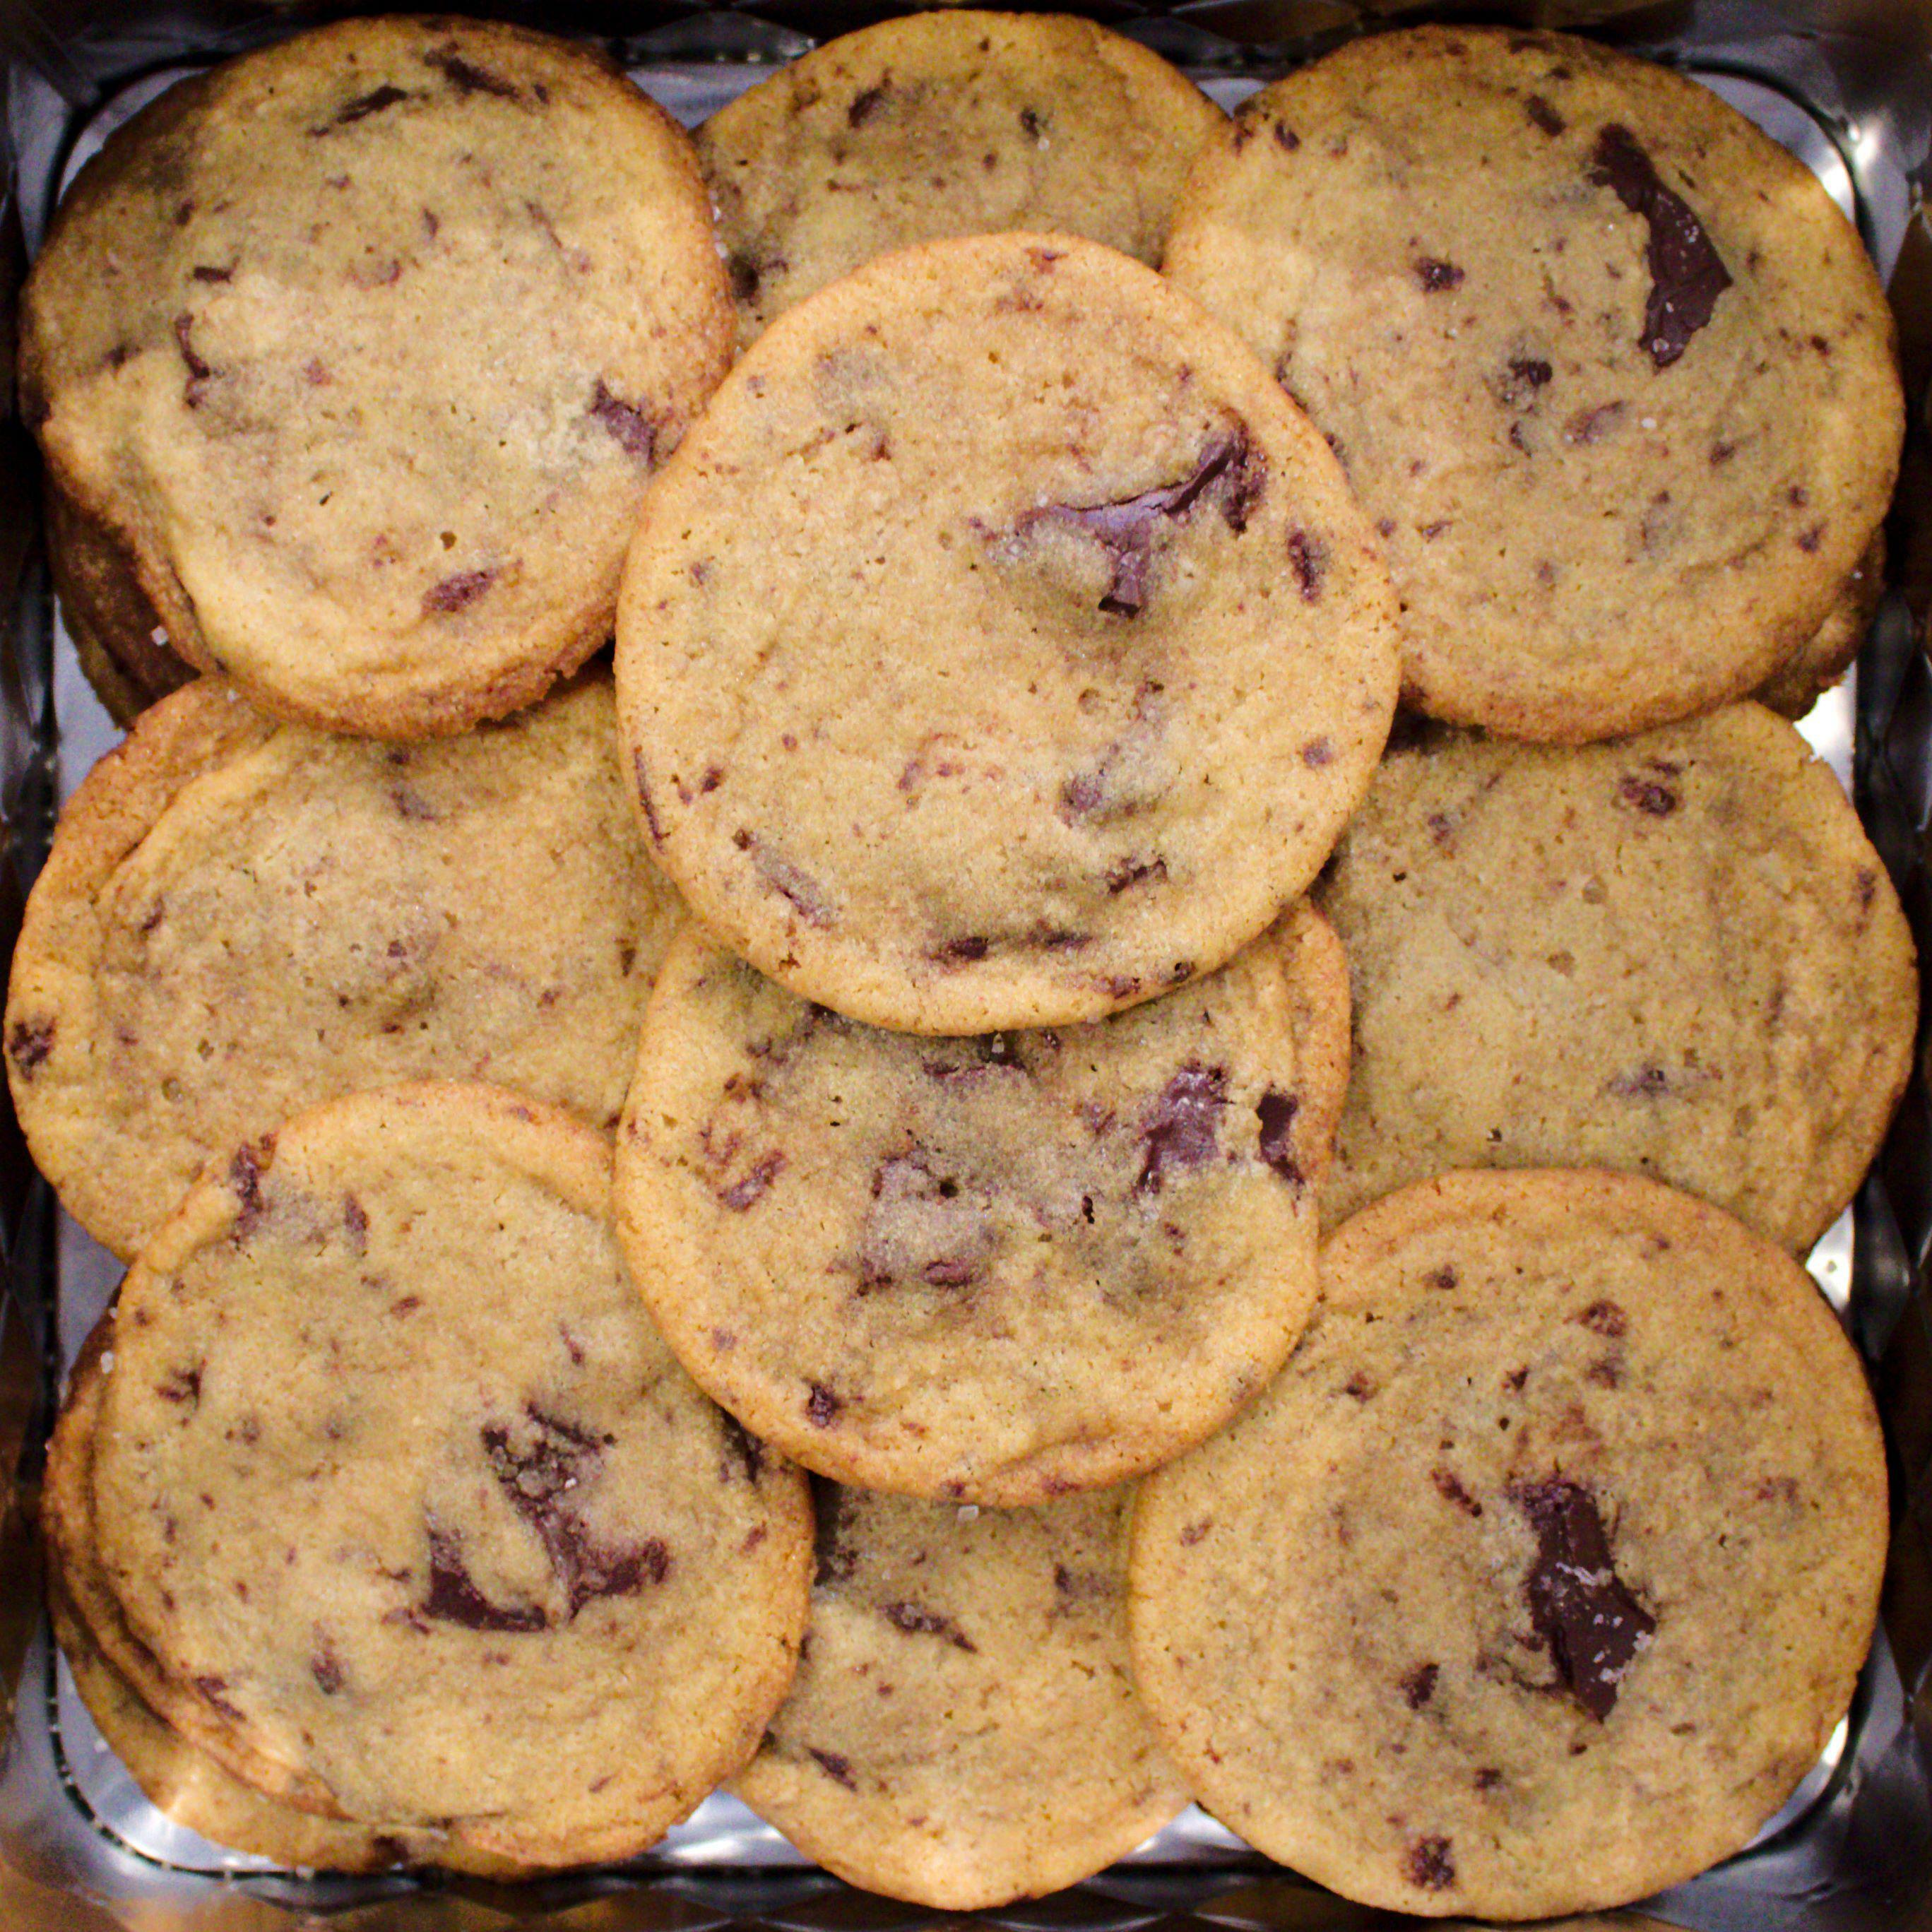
(194, 1675, 245, 1722)
(1579, 1300, 1629, 1337)
(1526, 95, 1565, 136)
(334, 84, 410, 126)
(422, 568, 495, 615)
(809, 1746, 858, 1789)
(1106, 855, 1168, 895)
(310, 1644, 344, 1695)
(425, 47, 521, 100)
(1136, 1063, 1227, 1195)
(1618, 772, 1678, 816)
(158, 1363, 203, 1406)
(230, 1143, 269, 1239)
(1432, 1467, 1483, 1517)
(932, 935, 990, 964)
(1588, 126, 1732, 367)
(1405, 1837, 1456, 1890)
(1256, 1089, 1303, 1185)
(848, 83, 888, 127)
(1416, 257, 1464, 292)
(1401, 1661, 1439, 1709)
(588, 380, 657, 463)
(1496, 357, 1554, 408)
(1510, 1478, 1656, 1719)
(719, 1151, 786, 1212)
(423, 1526, 547, 1632)
(806, 1382, 842, 1427)
(633, 753, 664, 842)
(740, 836, 834, 928)
(7, 1017, 52, 1077)
(1019, 427, 1263, 617)
(882, 1601, 978, 1652)
(1286, 530, 1324, 601)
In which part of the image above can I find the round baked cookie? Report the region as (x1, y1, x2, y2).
(615, 905, 1348, 1503)
(699, 11, 1223, 349)
(87, 1084, 812, 1869)
(47, 483, 194, 725)
(615, 232, 1399, 1032)
(1756, 531, 1885, 718)
(1164, 26, 1903, 743)
(1314, 702, 1916, 1252)
(1130, 1171, 1888, 1920)
(736, 1480, 1186, 1905)
(21, 16, 732, 738)
(6, 672, 682, 1262)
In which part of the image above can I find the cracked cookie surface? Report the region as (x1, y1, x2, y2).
(1130, 1170, 1887, 1919)
(699, 9, 1223, 350)
(1164, 26, 1902, 742)
(6, 674, 681, 1262)
(615, 231, 1399, 1032)
(22, 15, 730, 737)
(736, 1481, 1185, 1905)
(85, 1084, 811, 1869)
(615, 907, 1347, 1503)
(1312, 703, 1916, 1250)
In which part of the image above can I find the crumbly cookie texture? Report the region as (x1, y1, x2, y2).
(1165, 26, 1903, 742)
(615, 906, 1347, 1503)
(1130, 1170, 1888, 1921)
(85, 1084, 811, 1869)
(6, 674, 681, 1262)
(1313, 703, 1916, 1251)
(736, 1481, 1186, 1906)
(699, 9, 1223, 348)
(22, 15, 731, 737)
(615, 230, 1399, 1032)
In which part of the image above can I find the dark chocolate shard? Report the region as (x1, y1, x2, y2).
(588, 380, 658, 463)
(719, 1151, 786, 1212)
(1618, 772, 1678, 816)
(158, 1363, 203, 1407)
(1405, 1836, 1456, 1891)
(809, 1746, 858, 1789)
(1510, 1477, 1656, 1720)
(743, 836, 835, 928)
(1416, 257, 1464, 292)
(1136, 1062, 1228, 1196)
(1401, 1661, 1440, 1709)
(1588, 124, 1732, 367)
(310, 1643, 344, 1695)
(1019, 426, 1263, 617)
(333, 84, 410, 126)
(425, 46, 521, 100)
(931, 935, 990, 964)
(882, 1600, 978, 1652)
(847, 83, 888, 126)
(230, 1142, 270, 1239)
(7, 1017, 53, 1077)
(1496, 357, 1554, 408)
(423, 1525, 547, 1632)
(1256, 1089, 1303, 1185)
(807, 1382, 842, 1427)
(422, 567, 495, 615)
(194, 1675, 245, 1722)
(1286, 529, 1325, 601)
(1526, 95, 1566, 135)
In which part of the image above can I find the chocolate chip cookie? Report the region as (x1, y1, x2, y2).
(735, 1481, 1186, 1905)
(85, 1084, 812, 1869)
(1313, 702, 1916, 1251)
(699, 10, 1223, 349)
(22, 16, 731, 737)
(615, 231, 1399, 1032)
(615, 906, 1347, 1503)
(1164, 26, 1903, 742)
(1130, 1170, 1887, 1919)
(6, 672, 681, 1262)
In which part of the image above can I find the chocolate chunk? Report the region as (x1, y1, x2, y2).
(932, 935, 990, 964)
(194, 1675, 245, 1722)
(882, 1601, 978, 1652)
(230, 1142, 269, 1239)
(425, 46, 520, 100)
(1286, 529, 1325, 601)
(1106, 855, 1168, 895)
(1496, 357, 1554, 408)
(1256, 1089, 1303, 1185)
(1618, 773, 1678, 816)
(1432, 1467, 1483, 1517)
(343, 1196, 368, 1248)
(173, 313, 215, 405)
(1020, 106, 1044, 139)
(588, 380, 658, 463)
(1476, 1767, 1504, 1790)
(423, 1525, 547, 1632)
(1019, 425, 1264, 617)
(632, 752, 665, 843)
(158, 1363, 203, 1406)
(720, 1412, 765, 1482)
(1565, 402, 1625, 446)
(1579, 1300, 1628, 1337)
(7, 1017, 53, 1077)
(719, 1151, 786, 1212)
(1344, 1372, 1376, 1401)
(809, 1746, 858, 1789)
(1526, 95, 1566, 135)
(1274, 121, 1300, 151)
(1405, 1837, 1455, 1890)
(1510, 1477, 1656, 1719)
(311, 1643, 344, 1694)
(333, 83, 410, 126)
(1798, 524, 1826, 553)
(1401, 1662, 1439, 1709)
(1588, 125, 1732, 367)
(191, 264, 231, 283)
(1426, 1264, 1457, 1291)
(848, 83, 889, 126)
(1415, 257, 1464, 292)
(806, 1382, 842, 1427)
(742, 836, 835, 928)
(1136, 1062, 1228, 1195)
(422, 568, 495, 616)
(1301, 737, 1334, 767)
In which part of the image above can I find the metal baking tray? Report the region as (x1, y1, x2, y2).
(1, 2, 1928, 1926)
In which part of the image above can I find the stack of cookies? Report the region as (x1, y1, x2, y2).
(8, 8, 1916, 1921)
